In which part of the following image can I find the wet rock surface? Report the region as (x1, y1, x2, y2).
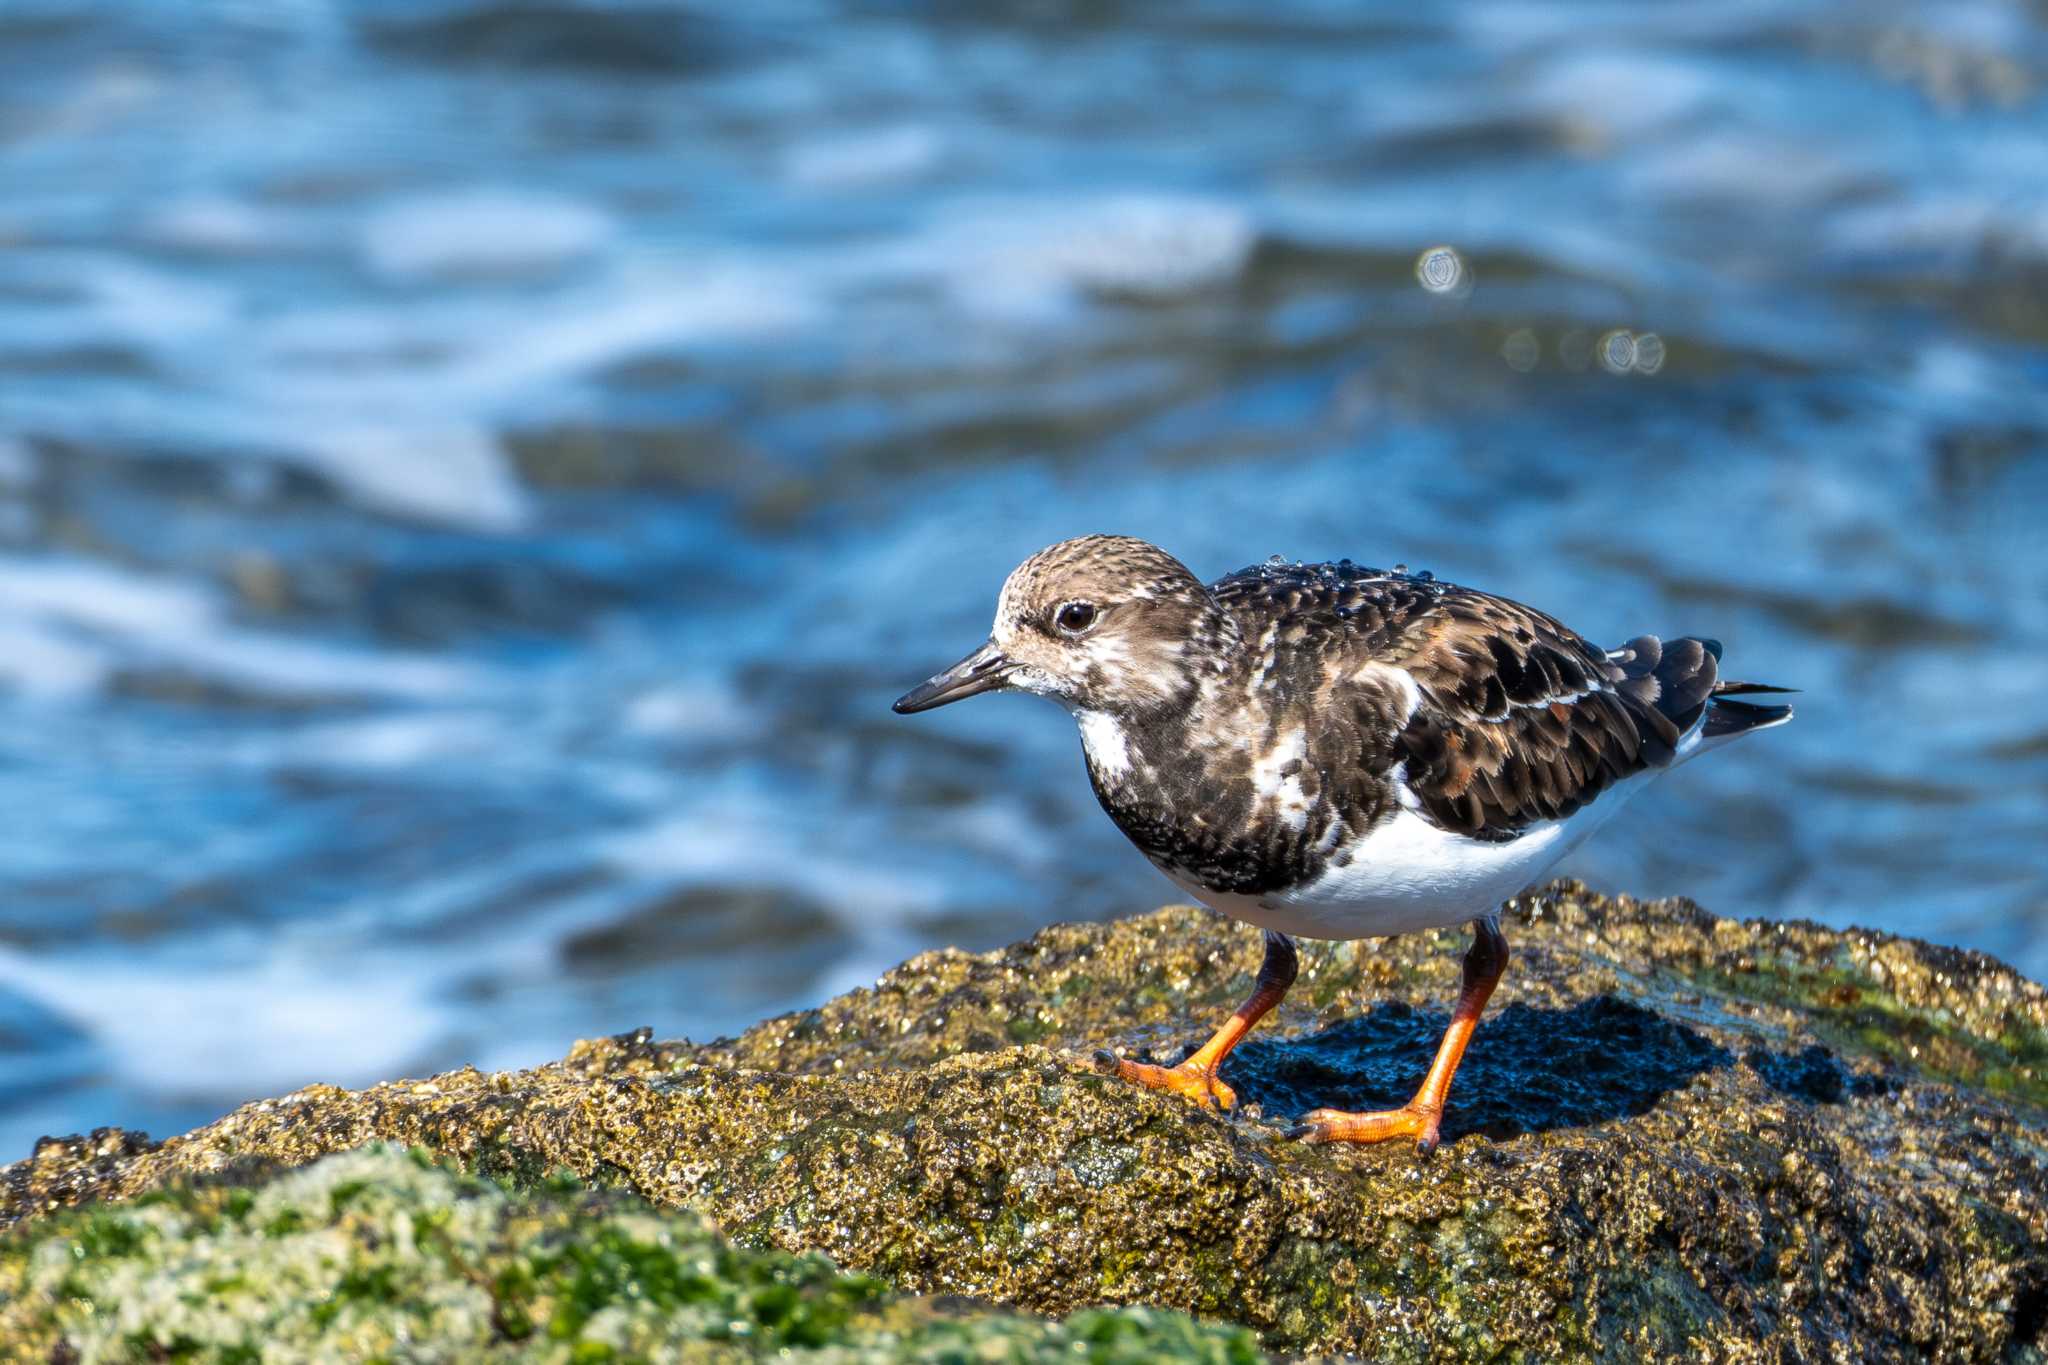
(5, 881, 2047, 1361)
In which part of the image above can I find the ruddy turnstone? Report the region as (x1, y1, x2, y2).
(894, 536, 1792, 1153)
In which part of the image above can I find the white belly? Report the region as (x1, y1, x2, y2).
(1168, 782, 1649, 940)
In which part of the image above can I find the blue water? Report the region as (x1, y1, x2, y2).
(1, 0, 2045, 1158)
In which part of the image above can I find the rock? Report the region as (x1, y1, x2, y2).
(3, 881, 2046, 1361)
(0, 1143, 1263, 1361)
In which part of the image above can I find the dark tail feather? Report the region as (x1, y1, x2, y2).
(1652, 637, 1719, 718)
(1611, 633, 1720, 722)
(1609, 634, 1719, 763)
(1712, 679, 1799, 697)
(1701, 695, 1795, 739)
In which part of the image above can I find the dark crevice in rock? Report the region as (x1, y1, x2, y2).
(2016, 1275, 2048, 1348)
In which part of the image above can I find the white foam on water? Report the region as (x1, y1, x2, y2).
(1521, 50, 1721, 136)
(171, 631, 475, 703)
(26, 58, 162, 143)
(142, 195, 313, 257)
(622, 678, 758, 741)
(934, 796, 1063, 871)
(1830, 191, 2048, 267)
(2, 244, 815, 540)
(0, 942, 451, 1099)
(51, 399, 537, 536)
(1010, 195, 1256, 300)
(27, 253, 241, 347)
(874, 196, 1258, 321)
(0, 555, 476, 703)
(293, 422, 530, 531)
(0, 557, 218, 636)
(1910, 342, 1995, 404)
(1628, 131, 1862, 206)
(216, 261, 813, 427)
(782, 124, 943, 190)
(1829, 195, 1992, 260)
(361, 189, 616, 282)
(435, 261, 817, 395)
(0, 619, 108, 698)
(269, 711, 507, 771)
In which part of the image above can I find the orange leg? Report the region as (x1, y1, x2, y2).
(1288, 917, 1509, 1155)
(1099, 930, 1297, 1111)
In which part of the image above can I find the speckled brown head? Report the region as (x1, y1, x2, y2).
(894, 535, 1228, 717)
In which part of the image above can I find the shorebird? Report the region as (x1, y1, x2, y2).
(893, 536, 1791, 1152)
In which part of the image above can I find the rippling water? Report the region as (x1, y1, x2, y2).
(1, 0, 2044, 1156)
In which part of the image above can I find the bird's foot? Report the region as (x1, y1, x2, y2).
(1285, 1102, 1444, 1154)
(1095, 1049, 1236, 1111)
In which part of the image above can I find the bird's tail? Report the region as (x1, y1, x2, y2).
(1608, 635, 1795, 762)
(1700, 682, 1796, 740)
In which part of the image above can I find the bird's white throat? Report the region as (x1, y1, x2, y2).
(1076, 709, 1133, 781)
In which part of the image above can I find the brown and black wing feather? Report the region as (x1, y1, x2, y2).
(1390, 588, 1798, 841)
(1387, 591, 1679, 841)
(1210, 562, 1757, 845)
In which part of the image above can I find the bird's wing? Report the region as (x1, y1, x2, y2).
(1210, 562, 1704, 842)
(1380, 586, 1666, 841)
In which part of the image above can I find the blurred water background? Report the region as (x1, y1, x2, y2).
(1, 0, 2044, 1158)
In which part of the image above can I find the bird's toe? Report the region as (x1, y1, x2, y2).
(1105, 1053, 1235, 1110)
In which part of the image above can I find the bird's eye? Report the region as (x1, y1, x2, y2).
(1054, 601, 1098, 635)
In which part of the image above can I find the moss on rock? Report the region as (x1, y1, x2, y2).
(0, 1144, 1264, 1362)
(4, 882, 2046, 1360)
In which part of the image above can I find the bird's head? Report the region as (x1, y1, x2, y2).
(893, 535, 1226, 718)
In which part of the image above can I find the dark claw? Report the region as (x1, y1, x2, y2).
(1415, 1133, 1440, 1158)
(1283, 1122, 1326, 1143)
(1092, 1049, 1122, 1076)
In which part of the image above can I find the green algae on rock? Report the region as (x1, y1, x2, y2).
(3, 882, 2046, 1361)
(0, 1144, 1265, 1363)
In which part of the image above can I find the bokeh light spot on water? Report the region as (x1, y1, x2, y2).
(1501, 328, 1541, 372)
(1415, 245, 1467, 295)
(1598, 329, 1638, 374)
(1632, 332, 1667, 375)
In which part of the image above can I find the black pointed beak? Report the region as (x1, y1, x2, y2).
(893, 640, 1012, 714)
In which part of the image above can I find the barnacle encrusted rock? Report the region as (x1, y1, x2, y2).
(4, 881, 2046, 1361)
